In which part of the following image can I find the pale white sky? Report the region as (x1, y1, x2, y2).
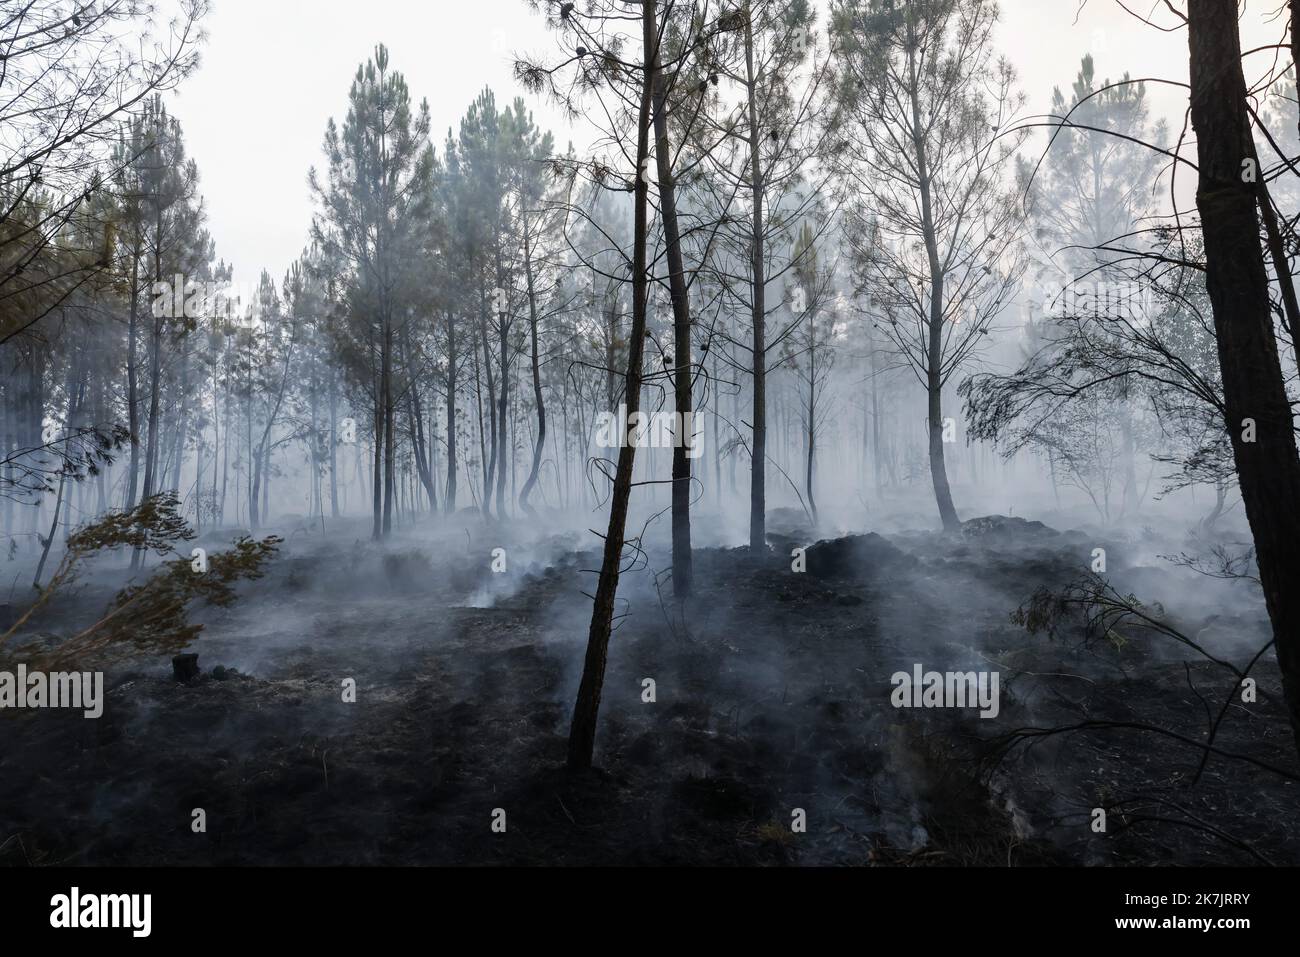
(168, 0, 1286, 285)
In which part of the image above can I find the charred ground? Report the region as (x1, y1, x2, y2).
(1, 512, 1295, 867)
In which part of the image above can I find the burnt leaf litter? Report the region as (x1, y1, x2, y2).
(2, 511, 1293, 867)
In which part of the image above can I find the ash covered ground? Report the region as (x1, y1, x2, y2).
(2, 501, 1297, 867)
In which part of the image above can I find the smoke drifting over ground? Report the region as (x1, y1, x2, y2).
(2, 482, 1293, 866)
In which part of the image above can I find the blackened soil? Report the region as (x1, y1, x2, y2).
(1, 520, 1296, 866)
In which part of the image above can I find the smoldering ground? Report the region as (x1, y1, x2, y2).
(1, 484, 1296, 867)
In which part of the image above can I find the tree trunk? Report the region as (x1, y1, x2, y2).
(140, 313, 163, 504)
(519, 217, 547, 516)
(124, 246, 142, 510)
(909, 44, 960, 532)
(1292, 0, 1300, 144)
(806, 349, 817, 524)
(568, 0, 655, 771)
(652, 59, 694, 597)
(382, 310, 395, 536)
(445, 308, 459, 513)
(34, 362, 81, 589)
(479, 284, 497, 518)
(169, 350, 189, 497)
(371, 393, 383, 539)
(496, 303, 510, 520)
(135, 291, 164, 571)
(1188, 0, 1300, 750)
(402, 324, 438, 511)
(744, 14, 767, 554)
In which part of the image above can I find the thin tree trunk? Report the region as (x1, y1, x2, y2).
(328, 370, 340, 518)
(372, 393, 383, 540)
(806, 350, 817, 524)
(568, 2, 655, 771)
(652, 56, 695, 596)
(496, 303, 509, 519)
(519, 217, 547, 516)
(445, 308, 459, 513)
(124, 247, 142, 510)
(382, 310, 395, 536)
(170, 351, 190, 495)
(479, 285, 497, 519)
(909, 43, 960, 532)
(745, 14, 767, 554)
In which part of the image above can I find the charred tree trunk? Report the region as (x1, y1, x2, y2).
(744, 14, 767, 555)
(568, 0, 655, 771)
(1188, 0, 1300, 751)
(1293, 0, 1300, 142)
(652, 59, 694, 597)
(604, 294, 619, 415)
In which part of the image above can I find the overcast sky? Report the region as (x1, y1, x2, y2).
(167, 0, 1285, 285)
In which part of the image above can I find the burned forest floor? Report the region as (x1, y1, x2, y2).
(2, 505, 1298, 867)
